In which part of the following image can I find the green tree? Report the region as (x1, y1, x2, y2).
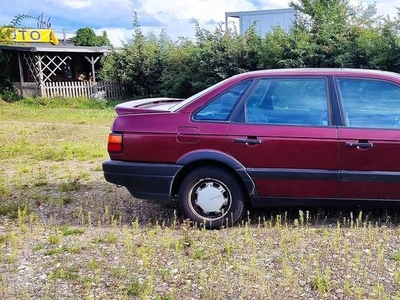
(283, 0, 387, 68)
(71, 27, 111, 46)
(107, 15, 168, 98)
(99, 7, 400, 99)
(0, 26, 16, 101)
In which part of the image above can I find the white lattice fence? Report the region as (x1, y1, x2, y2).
(41, 80, 126, 99)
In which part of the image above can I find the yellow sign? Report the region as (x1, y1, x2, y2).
(2, 28, 59, 45)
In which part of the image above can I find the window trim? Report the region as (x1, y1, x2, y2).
(334, 76, 400, 129)
(191, 79, 254, 123)
(233, 76, 332, 127)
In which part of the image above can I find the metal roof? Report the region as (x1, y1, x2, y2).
(225, 8, 296, 18)
(0, 42, 112, 53)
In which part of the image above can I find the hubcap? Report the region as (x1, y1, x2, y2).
(191, 179, 231, 218)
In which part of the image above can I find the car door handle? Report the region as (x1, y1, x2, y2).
(234, 138, 261, 145)
(345, 141, 373, 149)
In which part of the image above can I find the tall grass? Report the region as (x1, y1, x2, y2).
(1, 97, 400, 299)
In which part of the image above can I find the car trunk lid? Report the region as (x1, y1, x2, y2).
(115, 98, 184, 115)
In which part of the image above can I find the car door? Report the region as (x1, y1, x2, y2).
(336, 77, 400, 199)
(226, 77, 340, 199)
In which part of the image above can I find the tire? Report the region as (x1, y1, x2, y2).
(178, 166, 245, 229)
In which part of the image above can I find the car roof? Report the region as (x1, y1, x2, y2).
(232, 68, 400, 81)
(173, 68, 400, 112)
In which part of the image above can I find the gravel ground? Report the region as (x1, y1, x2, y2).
(2, 176, 400, 299)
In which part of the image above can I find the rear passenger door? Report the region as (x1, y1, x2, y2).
(227, 77, 340, 199)
(336, 77, 400, 200)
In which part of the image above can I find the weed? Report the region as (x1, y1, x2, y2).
(155, 295, 174, 300)
(0, 177, 11, 199)
(0, 234, 10, 244)
(33, 169, 49, 187)
(0, 203, 29, 218)
(111, 266, 129, 279)
(61, 226, 85, 236)
(176, 236, 193, 251)
(50, 266, 79, 280)
(223, 243, 235, 257)
(45, 246, 80, 256)
(33, 244, 45, 251)
(48, 234, 62, 245)
(59, 178, 82, 192)
(190, 248, 206, 259)
(123, 279, 146, 297)
(59, 196, 73, 205)
(89, 258, 103, 270)
(392, 252, 400, 261)
(105, 232, 118, 243)
(311, 272, 331, 294)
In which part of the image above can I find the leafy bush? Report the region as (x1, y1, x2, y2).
(0, 86, 22, 102)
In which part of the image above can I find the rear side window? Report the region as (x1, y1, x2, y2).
(245, 78, 329, 126)
(194, 80, 252, 121)
(337, 78, 400, 128)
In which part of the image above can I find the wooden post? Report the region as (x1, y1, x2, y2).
(84, 55, 100, 83)
(37, 54, 45, 97)
(17, 53, 24, 97)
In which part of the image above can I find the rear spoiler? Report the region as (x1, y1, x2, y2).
(115, 98, 184, 115)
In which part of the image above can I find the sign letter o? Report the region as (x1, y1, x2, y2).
(30, 31, 41, 40)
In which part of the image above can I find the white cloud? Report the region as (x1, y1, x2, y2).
(2, 0, 399, 47)
(137, 0, 284, 24)
(59, 0, 93, 9)
(349, 0, 398, 16)
(94, 28, 132, 47)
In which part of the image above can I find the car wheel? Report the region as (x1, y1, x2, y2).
(178, 167, 245, 229)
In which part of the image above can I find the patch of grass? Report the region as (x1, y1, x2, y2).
(0, 102, 113, 163)
(33, 244, 45, 251)
(392, 252, 400, 261)
(311, 273, 331, 294)
(50, 266, 79, 280)
(190, 248, 206, 259)
(223, 243, 235, 257)
(45, 245, 80, 256)
(105, 232, 119, 244)
(175, 236, 194, 251)
(0, 177, 11, 199)
(0, 100, 116, 125)
(61, 226, 85, 236)
(15, 97, 120, 109)
(0, 234, 10, 244)
(0, 204, 30, 219)
(123, 279, 149, 297)
(48, 234, 62, 245)
(111, 266, 129, 279)
(59, 178, 83, 192)
(155, 295, 174, 300)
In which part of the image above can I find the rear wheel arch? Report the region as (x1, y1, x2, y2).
(177, 165, 246, 228)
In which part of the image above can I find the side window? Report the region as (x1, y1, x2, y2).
(337, 78, 400, 128)
(245, 78, 328, 126)
(194, 80, 252, 121)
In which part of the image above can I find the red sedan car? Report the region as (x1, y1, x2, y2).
(103, 68, 400, 228)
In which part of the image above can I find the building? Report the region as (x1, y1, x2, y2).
(0, 27, 127, 99)
(225, 8, 296, 36)
(0, 42, 114, 98)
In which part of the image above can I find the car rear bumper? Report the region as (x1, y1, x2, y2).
(102, 160, 182, 201)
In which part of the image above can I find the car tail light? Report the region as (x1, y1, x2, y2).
(107, 133, 122, 153)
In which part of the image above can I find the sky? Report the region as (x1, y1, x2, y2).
(1, 0, 399, 47)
